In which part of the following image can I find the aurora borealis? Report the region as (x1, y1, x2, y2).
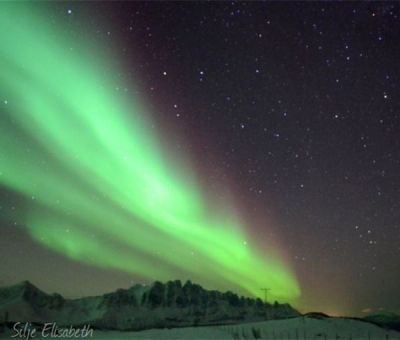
(1, 2, 400, 317)
(0, 4, 299, 303)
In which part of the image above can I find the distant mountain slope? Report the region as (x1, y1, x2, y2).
(364, 311, 400, 331)
(0, 280, 299, 330)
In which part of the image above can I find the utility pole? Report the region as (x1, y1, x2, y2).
(260, 288, 271, 303)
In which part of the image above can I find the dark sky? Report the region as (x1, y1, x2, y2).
(1, 2, 399, 316)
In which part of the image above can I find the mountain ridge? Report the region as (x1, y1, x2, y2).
(0, 280, 299, 330)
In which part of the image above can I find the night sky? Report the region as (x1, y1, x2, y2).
(1, 2, 399, 317)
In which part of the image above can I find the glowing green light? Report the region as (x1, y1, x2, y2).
(0, 4, 300, 302)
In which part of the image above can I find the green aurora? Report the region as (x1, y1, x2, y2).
(0, 4, 300, 302)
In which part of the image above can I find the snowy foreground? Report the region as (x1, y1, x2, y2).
(1, 317, 399, 339)
(91, 317, 400, 339)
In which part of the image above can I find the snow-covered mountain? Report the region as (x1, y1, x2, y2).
(0, 280, 299, 330)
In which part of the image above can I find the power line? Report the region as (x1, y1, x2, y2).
(260, 288, 271, 303)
